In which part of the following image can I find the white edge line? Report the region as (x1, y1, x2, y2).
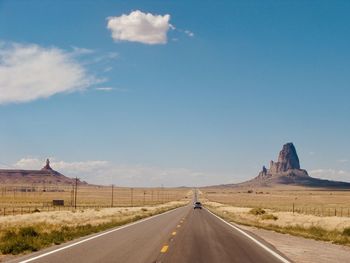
(18, 206, 185, 263)
(205, 208, 291, 263)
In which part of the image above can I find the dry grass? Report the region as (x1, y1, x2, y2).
(204, 200, 350, 246)
(0, 185, 191, 215)
(0, 186, 191, 257)
(0, 200, 188, 229)
(0, 199, 189, 256)
(204, 201, 350, 231)
(201, 187, 350, 216)
(201, 187, 350, 246)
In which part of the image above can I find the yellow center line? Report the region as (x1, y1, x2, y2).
(172, 231, 177, 236)
(177, 224, 181, 228)
(160, 245, 169, 253)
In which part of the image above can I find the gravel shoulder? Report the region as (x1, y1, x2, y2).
(240, 224, 350, 263)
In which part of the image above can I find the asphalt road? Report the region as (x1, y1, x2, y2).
(12, 204, 290, 263)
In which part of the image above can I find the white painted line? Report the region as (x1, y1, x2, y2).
(18, 206, 185, 263)
(205, 209, 291, 263)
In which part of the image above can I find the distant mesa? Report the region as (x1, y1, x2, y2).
(236, 143, 350, 188)
(0, 158, 87, 185)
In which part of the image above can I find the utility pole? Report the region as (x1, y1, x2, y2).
(111, 184, 114, 207)
(130, 188, 134, 207)
(74, 177, 78, 209)
(143, 191, 146, 205)
(71, 184, 74, 207)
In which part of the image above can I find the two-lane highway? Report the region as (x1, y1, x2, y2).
(162, 208, 288, 263)
(11, 204, 290, 263)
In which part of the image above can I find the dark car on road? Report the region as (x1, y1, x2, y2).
(193, 201, 202, 209)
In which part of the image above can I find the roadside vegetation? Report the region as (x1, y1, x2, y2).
(205, 201, 350, 246)
(0, 201, 188, 256)
(249, 208, 278, 220)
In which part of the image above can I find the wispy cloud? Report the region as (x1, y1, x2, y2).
(104, 67, 113, 72)
(90, 52, 118, 64)
(107, 10, 172, 45)
(0, 42, 102, 105)
(95, 87, 129, 92)
(184, 30, 194, 37)
(13, 157, 208, 187)
(71, 46, 95, 56)
(15, 158, 108, 173)
(95, 87, 114, 92)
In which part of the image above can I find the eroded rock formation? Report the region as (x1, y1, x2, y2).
(257, 143, 308, 179)
(41, 158, 53, 171)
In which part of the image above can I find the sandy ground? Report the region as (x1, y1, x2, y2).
(240, 224, 350, 263)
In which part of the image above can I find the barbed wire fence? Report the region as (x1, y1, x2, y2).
(0, 184, 189, 216)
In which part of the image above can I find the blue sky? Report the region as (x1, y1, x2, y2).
(0, 0, 349, 186)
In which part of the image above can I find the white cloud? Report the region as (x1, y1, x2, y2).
(107, 10, 171, 44)
(0, 42, 100, 104)
(15, 158, 43, 169)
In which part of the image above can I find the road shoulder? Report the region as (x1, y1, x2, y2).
(239, 225, 350, 263)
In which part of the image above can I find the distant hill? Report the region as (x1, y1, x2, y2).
(224, 143, 350, 189)
(0, 159, 87, 185)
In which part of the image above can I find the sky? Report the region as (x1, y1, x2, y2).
(0, 0, 349, 187)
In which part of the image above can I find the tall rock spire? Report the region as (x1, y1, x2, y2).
(258, 143, 308, 177)
(277, 143, 300, 171)
(42, 158, 53, 171)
